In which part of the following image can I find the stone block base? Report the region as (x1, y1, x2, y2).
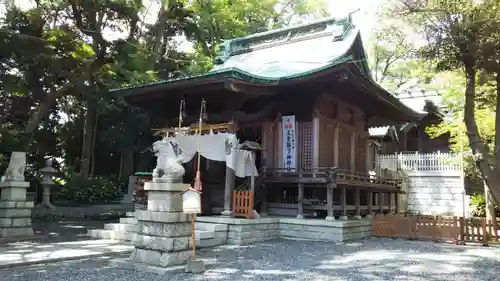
(0, 200, 33, 238)
(228, 222, 279, 245)
(185, 259, 205, 273)
(129, 248, 191, 267)
(0, 227, 33, 237)
(110, 258, 185, 275)
(279, 218, 371, 242)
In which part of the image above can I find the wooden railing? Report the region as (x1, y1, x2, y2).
(262, 167, 402, 189)
(232, 191, 254, 219)
(376, 152, 460, 172)
(373, 214, 500, 245)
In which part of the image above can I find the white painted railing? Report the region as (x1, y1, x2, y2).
(375, 151, 461, 172)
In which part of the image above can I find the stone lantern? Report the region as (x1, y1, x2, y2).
(38, 158, 57, 210)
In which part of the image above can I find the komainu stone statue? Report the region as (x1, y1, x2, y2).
(152, 137, 185, 182)
(2, 152, 26, 182)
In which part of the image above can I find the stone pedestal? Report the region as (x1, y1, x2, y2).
(126, 181, 192, 269)
(0, 181, 34, 237)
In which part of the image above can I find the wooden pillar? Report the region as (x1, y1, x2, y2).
(367, 191, 373, 218)
(340, 186, 348, 220)
(250, 152, 256, 192)
(222, 166, 235, 216)
(354, 188, 361, 219)
(326, 183, 335, 220)
(312, 116, 320, 176)
(378, 192, 384, 214)
(260, 165, 268, 216)
(222, 120, 238, 217)
(350, 132, 356, 171)
(297, 182, 304, 219)
(334, 125, 340, 167)
(394, 192, 400, 214)
(388, 192, 394, 213)
(365, 138, 372, 172)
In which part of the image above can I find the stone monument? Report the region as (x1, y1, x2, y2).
(0, 151, 34, 237)
(111, 137, 195, 275)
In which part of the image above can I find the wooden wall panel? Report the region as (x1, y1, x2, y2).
(355, 133, 367, 172)
(318, 116, 335, 167)
(300, 122, 313, 169)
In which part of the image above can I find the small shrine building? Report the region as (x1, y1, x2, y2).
(117, 15, 423, 221)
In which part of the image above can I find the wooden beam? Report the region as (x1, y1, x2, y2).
(153, 122, 235, 136)
(225, 81, 276, 96)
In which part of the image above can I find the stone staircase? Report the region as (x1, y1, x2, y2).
(88, 212, 138, 241)
(87, 213, 228, 248)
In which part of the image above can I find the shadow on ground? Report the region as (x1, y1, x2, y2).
(2, 238, 499, 281)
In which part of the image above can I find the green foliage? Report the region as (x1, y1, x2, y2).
(0, 0, 329, 185)
(469, 193, 500, 218)
(469, 193, 486, 217)
(367, 2, 436, 94)
(54, 167, 125, 204)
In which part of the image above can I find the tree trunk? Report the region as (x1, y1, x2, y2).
(484, 182, 495, 220)
(22, 93, 59, 150)
(495, 67, 500, 173)
(463, 65, 500, 205)
(80, 102, 97, 179)
(89, 112, 99, 177)
(149, 0, 169, 66)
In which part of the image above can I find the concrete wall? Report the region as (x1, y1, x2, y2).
(406, 171, 467, 216)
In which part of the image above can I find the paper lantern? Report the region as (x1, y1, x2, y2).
(183, 189, 201, 214)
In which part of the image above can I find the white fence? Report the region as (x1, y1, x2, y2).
(375, 152, 461, 172)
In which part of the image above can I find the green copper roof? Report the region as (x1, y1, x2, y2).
(211, 17, 359, 78)
(114, 16, 367, 94)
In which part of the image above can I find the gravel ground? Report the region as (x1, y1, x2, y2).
(1, 238, 499, 281)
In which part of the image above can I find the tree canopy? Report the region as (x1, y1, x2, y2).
(0, 0, 328, 181)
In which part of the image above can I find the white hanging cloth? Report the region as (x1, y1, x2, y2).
(226, 149, 259, 178)
(175, 133, 235, 162)
(173, 133, 258, 177)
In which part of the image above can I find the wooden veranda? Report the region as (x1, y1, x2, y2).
(231, 167, 403, 220)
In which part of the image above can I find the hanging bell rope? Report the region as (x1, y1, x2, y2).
(192, 99, 206, 192)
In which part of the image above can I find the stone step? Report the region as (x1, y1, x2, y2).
(194, 222, 227, 232)
(126, 212, 136, 217)
(190, 237, 227, 248)
(119, 217, 138, 225)
(88, 229, 136, 241)
(104, 223, 139, 233)
(194, 230, 216, 240)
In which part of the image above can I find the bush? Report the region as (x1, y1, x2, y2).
(469, 193, 500, 218)
(54, 167, 125, 204)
